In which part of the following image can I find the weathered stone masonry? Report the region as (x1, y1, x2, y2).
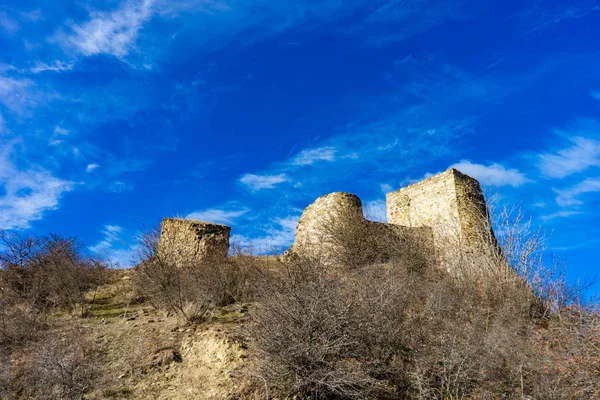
(288, 192, 434, 267)
(386, 168, 498, 269)
(158, 218, 230, 266)
(157, 169, 499, 273)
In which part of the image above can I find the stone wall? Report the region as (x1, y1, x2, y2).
(289, 192, 434, 268)
(157, 169, 501, 276)
(158, 218, 230, 267)
(386, 168, 499, 272)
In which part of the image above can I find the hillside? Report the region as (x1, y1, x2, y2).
(2, 254, 598, 399)
(82, 269, 253, 399)
(1, 170, 599, 399)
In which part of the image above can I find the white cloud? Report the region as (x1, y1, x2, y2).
(0, 11, 19, 34)
(89, 224, 124, 253)
(54, 125, 69, 135)
(291, 146, 336, 166)
(186, 207, 249, 225)
(264, 215, 300, 247)
(0, 143, 74, 230)
(60, 0, 154, 58)
(450, 160, 531, 187)
(516, 1, 600, 34)
(107, 181, 134, 193)
(591, 90, 600, 101)
(0, 75, 36, 114)
(105, 224, 123, 234)
(89, 224, 136, 267)
(540, 210, 584, 221)
(380, 183, 393, 193)
(364, 199, 387, 222)
(554, 178, 600, 207)
(86, 163, 99, 172)
(539, 136, 600, 178)
(30, 60, 75, 74)
(239, 173, 289, 190)
(232, 215, 300, 252)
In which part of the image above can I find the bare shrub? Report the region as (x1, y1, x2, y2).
(294, 197, 432, 271)
(249, 197, 599, 399)
(0, 231, 109, 344)
(249, 258, 398, 399)
(8, 324, 101, 400)
(250, 254, 546, 399)
(134, 227, 257, 323)
(526, 304, 600, 399)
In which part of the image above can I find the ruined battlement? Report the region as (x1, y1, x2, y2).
(387, 169, 491, 244)
(158, 218, 230, 267)
(157, 169, 500, 274)
(387, 168, 498, 270)
(289, 192, 434, 267)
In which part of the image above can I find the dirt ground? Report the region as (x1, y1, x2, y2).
(81, 270, 258, 400)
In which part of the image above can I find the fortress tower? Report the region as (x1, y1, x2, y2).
(386, 168, 499, 270)
(158, 218, 230, 266)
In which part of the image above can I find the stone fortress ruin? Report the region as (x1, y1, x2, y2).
(159, 169, 500, 273)
(158, 218, 231, 266)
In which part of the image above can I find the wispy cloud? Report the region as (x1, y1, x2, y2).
(591, 90, 600, 101)
(107, 181, 134, 193)
(540, 210, 584, 221)
(0, 142, 74, 230)
(380, 183, 393, 193)
(86, 163, 99, 173)
(451, 160, 532, 187)
(0, 74, 36, 114)
(554, 178, 600, 207)
(364, 199, 387, 222)
(54, 125, 70, 135)
(89, 224, 136, 267)
(359, 0, 469, 46)
(239, 173, 289, 190)
(89, 224, 124, 253)
(539, 136, 600, 179)
(231, 56, 492, 218)
(266, 215, 300, 247)
(57, 0, 154, 58)
(30, 60, 75, 74)
(393, 55, 503, 105)
(515, 0, 600, 34)
(186, 207, 250, 225)
(291, 146, 336, 166)
(232, 214, 300, 251)
(0, 11, 19, 34)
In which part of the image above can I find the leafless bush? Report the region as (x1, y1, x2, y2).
(295, 199, 432, 271)
(11, 324, 101, 400)
(0, 231, 109, 344)
(525, 304, 600, 399)
(250, 252, 541, 399)
(249, 199, 599, 399)
(134, 227, 257, 323)
(249, 258, 401, 399)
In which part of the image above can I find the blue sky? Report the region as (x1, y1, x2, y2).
(1, 0, 599, 286)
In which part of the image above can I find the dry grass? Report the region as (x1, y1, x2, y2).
(1, 205, 599, 399)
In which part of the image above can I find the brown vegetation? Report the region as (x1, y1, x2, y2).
(0, 201, 598, 399)
(0, 231, 109, 399)
(245, 204, 599, 399)
(134, 227, 259, 323)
